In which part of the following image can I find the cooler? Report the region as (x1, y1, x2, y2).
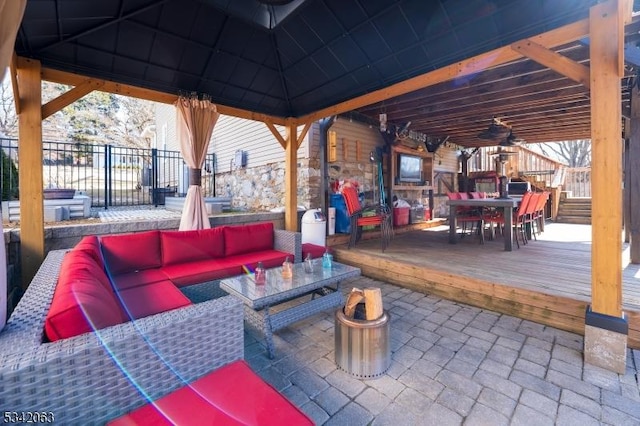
(330, 194, 351, 234)
(393, 207, 409, 227)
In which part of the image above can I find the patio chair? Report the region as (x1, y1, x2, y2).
(523, 192, 542, 241)
(342, 186, 392, 251)
(447, 192, 485, 243)
(531, 191, 550, 236)
(486, 191, 534, 248)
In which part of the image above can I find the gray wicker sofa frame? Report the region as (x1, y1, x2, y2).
(0, 249, 245, 424)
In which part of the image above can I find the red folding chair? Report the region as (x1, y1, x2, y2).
(447, 192, 485, 243)
(486, 191, 534, 248)
(342, 186, 392, 251)
(531, 191, 550, 236)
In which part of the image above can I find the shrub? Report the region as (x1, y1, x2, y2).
(1, 149, 18, 201)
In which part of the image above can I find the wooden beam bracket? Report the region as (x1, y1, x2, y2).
(264, 120, 287, 149)
(41, 79, 105, 119)
(511, 40, 590, 89)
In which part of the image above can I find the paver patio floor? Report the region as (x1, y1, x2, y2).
(243, 276, 640, 425)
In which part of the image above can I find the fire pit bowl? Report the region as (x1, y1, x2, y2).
(334, 309, 390, 378)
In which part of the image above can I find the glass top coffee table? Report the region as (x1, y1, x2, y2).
(220, 261, 361, 358)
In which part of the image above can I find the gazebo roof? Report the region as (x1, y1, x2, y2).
(15, 0, 622, 146)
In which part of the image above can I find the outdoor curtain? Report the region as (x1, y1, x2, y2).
(175, 95, 219, 230)
(0, 0, 27, 330)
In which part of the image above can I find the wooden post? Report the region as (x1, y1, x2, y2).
(584, 0, 628, 374)
(630, 87, 640, 263)
(285, 122, 298, 232)
(589, 0, 623, 317)
(460, 155, 469, 192)
(16, 58, 45, 289)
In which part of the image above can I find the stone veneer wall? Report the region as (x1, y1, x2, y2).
(214, 158, 323, 210)
(328, 161, 376, 201)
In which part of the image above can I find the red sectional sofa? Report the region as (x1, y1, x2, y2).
(44, 222, 300, 342)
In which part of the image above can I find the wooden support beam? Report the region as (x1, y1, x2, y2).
(41, 79, 104, 119)
(16, 58, 45, 289)
(589, 0, 625, 317)
(285, 122, 298, 232)
(511, 40, 590, 88)
(39, 65, 288, 125)
(298, 19, 590, 123)
(296, 121, 312, 149)
(264, 120, 287, 149)
(630, 86, 640, 263)
(10, 52, 20, 114)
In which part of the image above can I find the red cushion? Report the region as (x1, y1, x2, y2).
(161, 227, 225, 266)
(117, 280, 191, 320)
(107, 383, 243, 426)
(224, 250, 292, 270)
(107, 360, 313, 426)
(302, 243, 330, 259)
(74, 235, 104, 266)
(160, 259, 241, 287)
(45, 260, 125, 341)
(59, 250, 112, 293)
(101, 231, 162, 275)
(111, 269, 171, 291)
(223, 223, 274, 257)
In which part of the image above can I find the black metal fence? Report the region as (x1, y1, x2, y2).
(0, 138, 216, 207)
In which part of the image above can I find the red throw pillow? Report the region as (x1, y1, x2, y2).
(223, 223, 274, 257)
(161, 227, 225, 266)
(101, 230, 162, 275)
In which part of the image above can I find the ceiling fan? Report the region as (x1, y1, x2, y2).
(499, 130, 525, 147)
(477, 117, 511, 140)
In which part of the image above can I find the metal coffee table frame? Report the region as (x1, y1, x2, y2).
(220, 261, 361, 358)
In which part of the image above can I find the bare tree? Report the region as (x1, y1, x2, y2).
(0, 77, 17, 137)
(116, 96, 156, 149)
(1, 79, 156, 148)
(537, 139, 591, 167)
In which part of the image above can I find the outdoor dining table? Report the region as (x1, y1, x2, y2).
(447, 197, 519, 251)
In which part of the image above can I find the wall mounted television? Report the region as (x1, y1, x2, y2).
(398, 154, 422, 183)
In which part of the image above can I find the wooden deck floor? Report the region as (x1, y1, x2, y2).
(332, 222, 640, 348)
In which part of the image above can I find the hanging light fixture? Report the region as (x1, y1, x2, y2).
(379, 113, 387, 132)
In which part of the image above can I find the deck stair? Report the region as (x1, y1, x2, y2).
(519, 173, 550, 191)
(555, 195, 591, 224)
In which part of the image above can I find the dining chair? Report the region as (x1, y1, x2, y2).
(447, 192, 485, 243)
(522, 192, 541, 242)
(486, 191, 534, 248)
(342, 186, 392, 251)
(531, 191, 550, 236)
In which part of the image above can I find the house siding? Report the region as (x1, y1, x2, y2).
(155, 104, 313, 211)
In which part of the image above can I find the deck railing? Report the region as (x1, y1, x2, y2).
(469, 145, 563, 189)
(563, 167, 591, 197)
